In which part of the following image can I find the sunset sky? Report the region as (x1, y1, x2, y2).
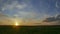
(0, 0, 60, 25)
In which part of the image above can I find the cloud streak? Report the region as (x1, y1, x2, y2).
(43, 14, 60, 25)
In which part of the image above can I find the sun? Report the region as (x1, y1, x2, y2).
(15, 21, 19, 26)
(14, 19, 22, 26)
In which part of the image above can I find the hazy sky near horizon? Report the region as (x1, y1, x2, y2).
(0, 0, 60, 25)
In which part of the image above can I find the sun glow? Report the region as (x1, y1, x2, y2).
(15, 21, 19, 26)
(14, 19, 23, 26)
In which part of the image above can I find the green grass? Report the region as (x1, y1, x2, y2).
(0, 25, 60, 34)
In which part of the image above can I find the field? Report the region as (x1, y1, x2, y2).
(0, 25, 60, 34)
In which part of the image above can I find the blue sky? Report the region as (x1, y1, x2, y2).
(0, 0, 60, 25)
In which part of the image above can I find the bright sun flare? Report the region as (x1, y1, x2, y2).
(15, 21, 19, 26)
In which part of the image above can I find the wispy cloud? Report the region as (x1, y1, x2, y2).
(56, 0, 60, 8)
(56, 1, 59, 8)
(2, 1, 27, 11)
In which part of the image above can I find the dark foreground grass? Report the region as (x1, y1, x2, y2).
(0, 25, 60, 34)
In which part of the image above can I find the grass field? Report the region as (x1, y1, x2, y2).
(0, 25, 60, 34)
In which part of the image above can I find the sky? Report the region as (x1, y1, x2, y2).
(0, 0, 60, 25)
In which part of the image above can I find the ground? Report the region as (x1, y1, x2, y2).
(0, 25, 60, 34)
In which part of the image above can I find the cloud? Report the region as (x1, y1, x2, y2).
(1, 0, 35, 17)
(56, 1, 60, 8)
(43, 17, 55, 22)
(43, 14, 60, 25)
(56, 1, 59, 8)
(1, 1, 27, 11)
